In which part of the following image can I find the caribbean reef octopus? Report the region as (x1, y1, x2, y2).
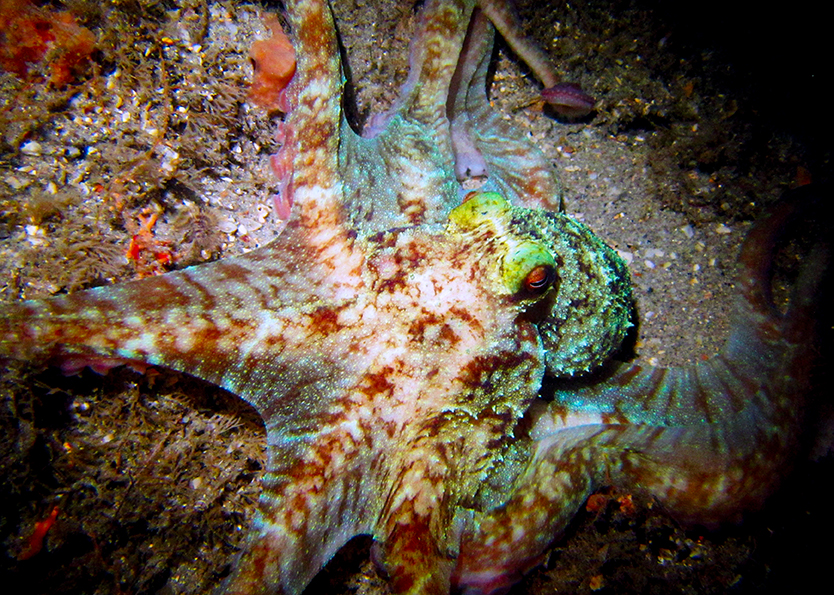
(0, 1, 829, 594)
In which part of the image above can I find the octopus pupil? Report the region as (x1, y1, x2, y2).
(525, 265, 554, 292)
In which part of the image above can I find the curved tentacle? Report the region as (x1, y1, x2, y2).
(448, 8, 564, 212)
(338, 0, 471, 232)
(344, 0, 573, 231)
(273, 0, 344, 229)
(453, 185, 830, 594)
(544, 185, 828, 520)
(476, 0, 560, 89)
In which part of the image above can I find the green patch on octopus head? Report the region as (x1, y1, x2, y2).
(449, 192, 557, 301)
(500, 241, 557, 299)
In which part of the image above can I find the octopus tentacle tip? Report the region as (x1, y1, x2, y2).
(541, 82, 596, 119)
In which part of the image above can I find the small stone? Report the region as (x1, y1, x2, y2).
(617, 250, 633, 265)
(20, 141, 42, 156)
(217, 216, 237, 234)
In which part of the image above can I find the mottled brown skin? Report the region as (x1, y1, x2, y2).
(0, 2, 829, 595)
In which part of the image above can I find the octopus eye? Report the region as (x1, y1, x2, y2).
(502, 241, 557, 299)
(524, 264, 555, 294)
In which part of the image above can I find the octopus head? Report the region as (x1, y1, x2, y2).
(449, 191, 634, 377)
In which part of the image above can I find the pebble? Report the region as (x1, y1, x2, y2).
(20, 141, 42, 156)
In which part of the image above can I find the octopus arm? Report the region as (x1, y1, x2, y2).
(343, 0, 573, 227)
(0, 239, 372, 595)
(448, 7, 565, 212)
(452, 185, 830, 594)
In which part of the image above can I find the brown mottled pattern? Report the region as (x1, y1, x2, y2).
(0, 2, 828, 595)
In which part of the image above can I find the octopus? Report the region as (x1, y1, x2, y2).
(0, 1, 829, 594)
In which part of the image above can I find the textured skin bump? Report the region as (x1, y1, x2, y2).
(513, 208, 634, 377)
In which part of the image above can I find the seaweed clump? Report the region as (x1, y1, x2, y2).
(0, 366, 265, 594)
(1, 0, 280, 299)
(0, 0, 96, 86)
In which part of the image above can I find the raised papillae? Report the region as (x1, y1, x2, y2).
(0, 1, 828, 594)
